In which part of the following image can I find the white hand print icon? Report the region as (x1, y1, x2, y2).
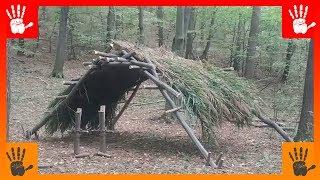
(288, 5, 316, 34)
(6, 5, 33, 34)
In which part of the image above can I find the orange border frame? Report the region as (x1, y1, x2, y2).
(0, 0, 319, 179)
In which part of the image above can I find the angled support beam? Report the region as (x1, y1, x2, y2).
(26, 67, 97, 139)
(112, 83, 142, 128)
(144, 58, 219, 168)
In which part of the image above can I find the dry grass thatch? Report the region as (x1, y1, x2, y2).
(45, 41, 260, 143)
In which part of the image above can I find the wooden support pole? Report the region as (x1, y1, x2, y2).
(160, 90, 217, 168)
(63, 81, 78, 85)
(93, 50, 118, 58)
(99, 105, 107, 153)
(73, 108, 82, 155)
(112, 83, 141, 127)
(252, 110, 293, 142)
(55, 95, 67, 99)
(26, 67, 96, 139)
(143, 71, 181, 98)
(165, 107, 181, 114)
(144, 58, 218, 167)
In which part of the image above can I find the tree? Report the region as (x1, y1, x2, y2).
(281, 40, 296, 82)
(51, 7, 69, 78)
(294, 40, 314, 141)
(200, 10, 216, 60)
(244, 7, 261, 78)
(156, 7, 164, 47)
(231, 14, 245, 72)
(138, 7, 144, 44)
(106, 7, 116, 45)
(172, 7, 191, 56)
(185, 8, 196, 59)
(17, 38, 25, 56)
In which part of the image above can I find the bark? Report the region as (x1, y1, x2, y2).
(138, 7, 144, 44)
(185, 8, 196, 59)
(172, 7, 188, 56)
(106, 7, 116, 45)
(281, 40, 296, 82)
(294, 40, 314, 141)
(156, 7, 164, 47)
(244, 7, 261, 78)
(200, 11, 216, 60)
(51, 7, 69, 78)
(232, 14, 245, 72)
(17, 38, 25, 56)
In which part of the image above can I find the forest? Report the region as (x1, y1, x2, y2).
(8, 6, 313, 174)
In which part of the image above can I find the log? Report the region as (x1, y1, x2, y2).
(252, 110, 293, 142)
(141, 85, 159, 90)
(63, 81, 78, 85)
(93, 50, 118, 58)
(82, 62, 92, 66)
(165, 107, 181, 114)
(222, 67, 234, 71)
(143, 71, 181, 98)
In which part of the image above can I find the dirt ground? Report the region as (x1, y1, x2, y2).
(8, 49, 292, 174)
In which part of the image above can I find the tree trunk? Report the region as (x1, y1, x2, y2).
(156, 7, 164, 47)
(185, 8, 196, 59)
(281, 40, 296, 82)
(200, 11, 216, 60)
(244, 7, 261, 78)
(138, 7, 144, 44)
(106, 7, 116, 45)
(51, 7, 69, 78)
(172, 7, 188, 56)
(232, 14, 245, 72)
(17, 38, 25, 56)
(294, 40, 314, 141)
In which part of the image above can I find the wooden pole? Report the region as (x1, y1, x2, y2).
(143, 71, 181, 98)
(73, 108, 82, 155)
(252, 110, 293, 142)
(99, 105, 107, 153)
(144, 58, 218, 167)
(112, 83, 141, 127)
(26, 67, 96, 138)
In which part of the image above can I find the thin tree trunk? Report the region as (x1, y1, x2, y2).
(138, 7, 144, 44)
(281, 40, 296, 82)
(244, 7, 261, 78)
(232, 14, 245, 72)
(51, 7, 69, 78)
(17, 38, 25, 56)
(106, 7, 116, 45)
(200, 10, 216, 60)
(156, 7, 164, 47)
(185, 8, 196, 59)
(294, 40, 314, 141)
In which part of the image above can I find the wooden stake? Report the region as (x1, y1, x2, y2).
(73, 108, 82, 155)
(99, 105, 107, 153)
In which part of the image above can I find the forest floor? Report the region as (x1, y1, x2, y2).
(8, 47, 297, 174)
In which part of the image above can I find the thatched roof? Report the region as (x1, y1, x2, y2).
(45, 41, 259, 142)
